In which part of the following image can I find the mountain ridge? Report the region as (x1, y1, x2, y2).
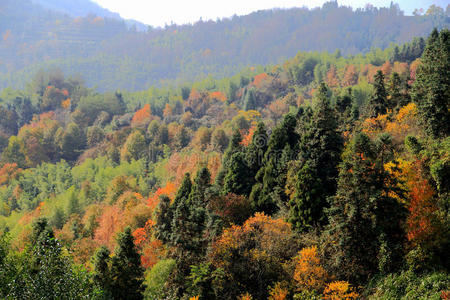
(0, 1, 448, 92)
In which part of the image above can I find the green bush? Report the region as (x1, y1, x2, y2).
(369, 270, 450, 300)
(144, 259, 176, 299)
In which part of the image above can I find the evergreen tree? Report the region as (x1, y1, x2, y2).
(412, 28, 450, 138)
(246, 121, 269, 178)
(93, 246, 112, 298)
(252, 114, 298, 214)
(157, 124, 169, 145)
(388, 72, 402, 110)
(216, 129, 242, 185)
(110, 227, 145, 300)
(227, 81, 239, 103)
(324, 133, 406, 283)
(8, 218, 98, 299)
(224, 128, 243, 161)
(369, 70, 388, 117)
(173, 173, 192, 208)
(223, 152, 253, 196)
(171, 169, 212, 256)
(243, 87, 257, 111)
(169, 171, 216, 297)
(288, 83, 343, 232)
(188, 167, 211, 206)
(335, 88, 352, 114)
(170, 173, 197, 252)
(155, 195, 173, 244)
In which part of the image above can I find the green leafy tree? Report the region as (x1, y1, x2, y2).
(1, 136, 26, 168)
(87, 126, 105, 148)
(174, 125, 190, 150)
(211, 128, 229, 152)
(121, 131, 147, 162)
(60, 122, 87, 161)
(66, 186, 80, 216)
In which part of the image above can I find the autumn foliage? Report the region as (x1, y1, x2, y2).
(131, 104, 152, 127)
(293, 246, 328, 292)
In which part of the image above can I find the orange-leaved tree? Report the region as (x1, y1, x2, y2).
(131, 104, 152, 127)
(210, 213, 297, 299)
(293, 246, 329, 293)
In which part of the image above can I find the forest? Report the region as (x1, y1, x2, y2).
(0, 0, 449, 91)
(0, 21, 448, 298)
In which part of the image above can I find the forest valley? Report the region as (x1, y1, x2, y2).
(0, 28, 449, 299)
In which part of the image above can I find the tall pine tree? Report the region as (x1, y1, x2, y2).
(412, 28, 450, 138)
(288, 83, 343, 232)
(251, 113, 298, 214)
(324, 133, 406, 283)
(369, 70, 388, 117)
(110, 227, 145, 300)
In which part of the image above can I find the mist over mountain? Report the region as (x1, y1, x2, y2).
(0, 0, 448, 91)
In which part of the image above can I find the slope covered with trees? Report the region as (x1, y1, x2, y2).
(0, 0, 449, 91)
(0, 27, 448, 299)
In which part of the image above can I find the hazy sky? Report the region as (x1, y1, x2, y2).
(92, 0, 447, 27)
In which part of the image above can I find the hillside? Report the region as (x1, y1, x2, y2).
(30, 0, 148, 30)
(31, 0, 121, 19)
(0, 27, 449, 299)
(0, 1, 448, 91)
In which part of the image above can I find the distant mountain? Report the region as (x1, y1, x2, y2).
(30, 0, 148, 30)
(0, 0, 448, 92)
(31, 0, 121, 19)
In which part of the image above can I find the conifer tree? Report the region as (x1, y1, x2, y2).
(216, 129, 242, 185)
(324, 133, 406, 283)
(110, 227, 145, 300)
(188, 167, 211, 206)
(369, 70, 388, 117)
(246, 121, 269, 177)
(288, 83, 343, 232)
(155, 195, 173, 244)
(252, 114, 298, 214)
(243, 87, 257, 111)
(387, 72, 402, 110)
(223, 152, 253, 196)
(171, 171, 208, 255)
(412, 28, 450, 138)
(8, 218, 98, 299)
(93, 246, 112, 297)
